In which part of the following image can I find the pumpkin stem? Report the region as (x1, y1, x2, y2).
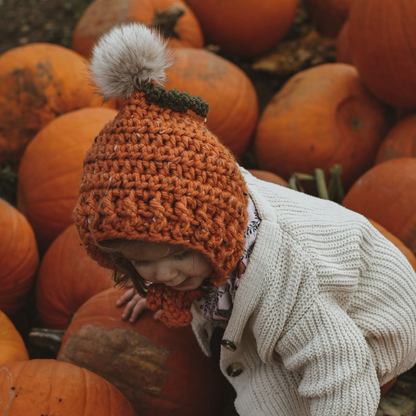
(289, 172, 315, 193)
(28, 328, 65, 354)
(289, 165, 344, 203)
(315, 168, 329, 199)
(149, 6, 185, 40)
(328, 164, 345, 203)
(141, 82, 210, 117)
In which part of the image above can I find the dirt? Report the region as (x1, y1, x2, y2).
(0, 1, 415, 415)
(0, 0, 93, 55)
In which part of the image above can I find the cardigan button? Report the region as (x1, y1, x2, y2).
(221, 340, 237, 352)
(226, 363, 244, 377)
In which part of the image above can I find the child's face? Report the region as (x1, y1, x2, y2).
(117, 241, 213, 291)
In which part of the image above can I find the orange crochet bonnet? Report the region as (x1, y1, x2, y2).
(73, 23, 249, 328)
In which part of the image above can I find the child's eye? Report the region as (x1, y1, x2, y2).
(173, 251, 192, 260)
(131, 260, 150, 267)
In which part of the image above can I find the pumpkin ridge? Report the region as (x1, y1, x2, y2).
(400, 0, 416, 89)
(384, 2, 407, 99)
(23, 171, 85, 202)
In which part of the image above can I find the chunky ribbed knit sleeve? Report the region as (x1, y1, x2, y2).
(276, 293, 381, 416)
(191, 169, 416, 416)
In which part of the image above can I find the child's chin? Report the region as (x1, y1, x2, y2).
(172, 283, 197, 291)
(172, 286, 194, 291)
(171, 277, 200, 291)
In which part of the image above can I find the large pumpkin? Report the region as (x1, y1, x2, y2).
(375, 115, 416, 164)
(304, 0, 355, 38)
(0, 198, 38, 317)
(342, 158, 416, 255)
(0, 43, 108, 167)
(336, 22, 353, 64)
(165, 48, 258, 159)
(0, 359, 137, 415)
(255, 63, 392, 191)
(348, 0, 416, 108)
(58, 288, 227, 416)
(0, 310, 29, 366)
(17, 107, 118, 251)
(184, 0, 299, 57)
(72, 0, 204, 59)
(36, 224, 113, 330)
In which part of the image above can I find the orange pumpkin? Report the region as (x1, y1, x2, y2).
(368, 220, 416, 272)
(255, 63, 392, 191)
(349, 0, 416, 108)
(72, 0, 204, 59)
(0, 198, 38, 317)
(342, 158, 416, 255)
(0, 310, 29, 366)
(0, 43, 108, 167)
(58, 288, 226, 416)
(17, 107, 118, 251)
(380, 377, 397, 396)
(248, 169, 289, 187)
(184, 0, 299, 57)
(0, 359, 137, 415)
(304, 0, 355, 38)
(375, 115, 416, 164)
(336, 22, 353, 64)
(36, 224, 113, 330)
(165, 48, 258, 159)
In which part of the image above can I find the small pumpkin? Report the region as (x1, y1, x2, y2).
(184, 0, 299, 57)
(0, 198, 38, 317)
(58, 288, 227, 416)
(0, 359, 137, 415)
(248, 169, 289, 187)
(255, 63, 392, 191)
(336, 22, 353, 64)
(0, 43, 108, 167)
(17, 107, 118, 251)
(72, 0, 204, 59)
(165, 48, 258, 159)
(342, 158, 416, 255)
(0, 310, 29, 366)
(375, 115, 416, 164)
(348, 0, 416, 108)
(304, 0, 355, 38)
(36, 224, 113, 330)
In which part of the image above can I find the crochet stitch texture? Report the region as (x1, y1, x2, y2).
(74, 91, 248, 327)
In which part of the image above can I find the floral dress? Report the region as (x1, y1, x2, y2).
(197, 195, 261, 328)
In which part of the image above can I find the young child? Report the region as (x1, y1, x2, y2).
(73, 23, 416, 416)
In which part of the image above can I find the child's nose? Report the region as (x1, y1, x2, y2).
(154, 263, 178, 283)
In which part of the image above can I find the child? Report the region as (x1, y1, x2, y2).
(73, 23, 416, 416)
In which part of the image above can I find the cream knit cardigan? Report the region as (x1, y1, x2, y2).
(191, 167, 416, 416)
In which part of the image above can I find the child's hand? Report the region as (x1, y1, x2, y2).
(116, 285, 162, 322)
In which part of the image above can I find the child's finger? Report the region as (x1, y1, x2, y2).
(153, 309, 162, 322)
(116, 288, 136, 306)
(129, 298, 148, 322)
(121, 296, 141, 319)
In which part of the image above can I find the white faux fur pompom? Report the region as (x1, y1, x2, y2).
(90, 23, 174, 101)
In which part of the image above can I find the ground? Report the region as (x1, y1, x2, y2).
(0, 0, 415, 415)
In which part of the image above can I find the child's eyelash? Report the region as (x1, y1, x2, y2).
(131, 251, 191, 266)
(131, 260, 149, 267)
(173, 251, 191, 260)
